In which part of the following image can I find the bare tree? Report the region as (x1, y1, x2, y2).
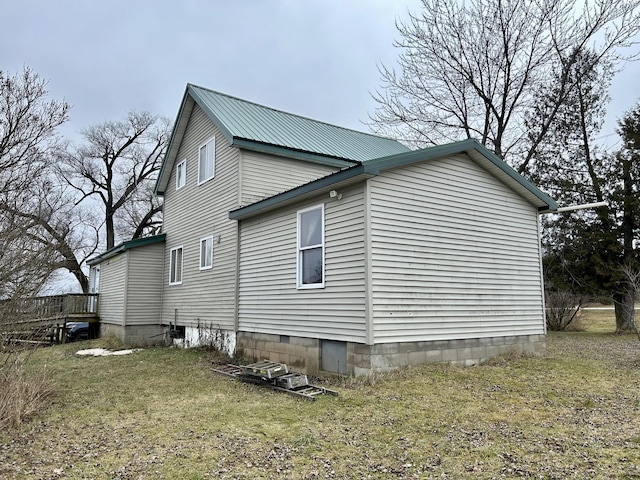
(370, 0, 640, 172)
(0, 67, 70, 302)
(0, 176, 100, 293)
(59, 111, 170, 250)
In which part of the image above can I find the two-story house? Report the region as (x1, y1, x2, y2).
(88, 84, 557, 375)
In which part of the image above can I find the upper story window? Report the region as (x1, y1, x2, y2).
(198, 137, 215, 184)
(297, 204, 324, 289)
(169, 246, 183, 285)
(176, 159, 186, 190)
(199, 235, 213, 270)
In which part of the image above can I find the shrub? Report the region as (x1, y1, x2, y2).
(545, 290, 584, 331)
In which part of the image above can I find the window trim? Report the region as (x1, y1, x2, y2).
(296, 204, 325, 289)
(198, 136, 215, 185)
(199, 235, 213, 270)
(169, 245, 184, 285)
(176, 159, 186, 190)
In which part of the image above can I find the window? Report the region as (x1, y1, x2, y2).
(199, 236, 213, 270)
(297, 204, 324, 288)
(169, 246, 183, 285)
(176, 159, 186, 190)
(198, 137, 215, 184)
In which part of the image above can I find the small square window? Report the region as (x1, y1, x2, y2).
(176, 159, 186, 190)
(169, 246, 183, 285)
(198, 137, 215, 184)
(199, 236, 213, 270)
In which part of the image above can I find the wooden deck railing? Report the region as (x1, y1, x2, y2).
(1, 293, 99, 324)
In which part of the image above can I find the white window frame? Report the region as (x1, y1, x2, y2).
(198, 137, 215, 185)
(169, 246, 183, 285)
(199, 235, 213, 270)
(296, 204, 325, 289)
(176, 159, 186, 190)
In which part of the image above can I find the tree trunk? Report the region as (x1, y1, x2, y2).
(106, 211, 115, 250)
(613, 288, 636, 333)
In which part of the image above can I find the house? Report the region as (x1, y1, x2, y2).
(88, 84, 557, 375)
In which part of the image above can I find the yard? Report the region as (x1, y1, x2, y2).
(1, 310, 639, 479)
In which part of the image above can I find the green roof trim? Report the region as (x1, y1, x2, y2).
(229, 165, 372, 220)
(228, 139, 557, 220)
(232, 139, 355, 168)
(87, 234, 166, 266)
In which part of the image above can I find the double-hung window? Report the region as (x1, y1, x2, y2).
(297, 204, 324, 288)
(199, 236, 213, 270)
(169, 246, 183, 285)
(198, 137, 215, 184)
(176, 159, 186, 190)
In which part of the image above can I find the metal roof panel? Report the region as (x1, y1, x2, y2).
(188, 84, 411, 161)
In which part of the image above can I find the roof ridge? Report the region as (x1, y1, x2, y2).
(187, 83, 400, 142)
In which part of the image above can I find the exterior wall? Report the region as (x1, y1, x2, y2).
(236, 332, 545, 376)
(237, 184, 367, 342)
(368, 154, 545, 343)
(240, 150, 337, 206)
(97, 253, 127, 326)
(160, 104, 240, 331)
(123, 242, 164, 326)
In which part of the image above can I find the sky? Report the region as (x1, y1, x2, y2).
(3, 0, 639, 150)
(2, 0, 424, 140)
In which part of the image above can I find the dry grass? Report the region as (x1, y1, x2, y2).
(0, 354, 53, 430)
(1, 312, 639, 479)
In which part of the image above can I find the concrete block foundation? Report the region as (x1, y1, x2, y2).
(236, 332, 546, 376)
(99, 323, 164, 346)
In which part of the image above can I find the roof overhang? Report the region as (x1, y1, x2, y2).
(87, 234, 166, 266)
(229, 164, 374, 220)
(229, 139, 557, 221)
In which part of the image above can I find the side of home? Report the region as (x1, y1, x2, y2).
(231, 142, 553, 375)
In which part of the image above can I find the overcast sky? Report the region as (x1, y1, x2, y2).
(2, 0, 639, 149)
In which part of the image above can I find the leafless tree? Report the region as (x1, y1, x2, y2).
(0, 177, 100, 293)
(370, 0, 640, 172)
(59, 111, 170, 250)
(0, 67, 70, 303)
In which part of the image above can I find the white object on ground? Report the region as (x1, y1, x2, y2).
(75, 348, 141, 356)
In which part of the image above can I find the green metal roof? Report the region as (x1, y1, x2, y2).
(188, 84, 410, 162)
(87, 234, 166, 266)
(155, 85, 410, 195)
(229, 139, 557, 220)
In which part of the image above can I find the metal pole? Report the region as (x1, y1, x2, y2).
(556, 201, 608, 213)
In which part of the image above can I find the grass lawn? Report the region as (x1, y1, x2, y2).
(1, 312, 639, 479)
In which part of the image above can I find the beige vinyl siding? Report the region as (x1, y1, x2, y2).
(161, 104, 239, 330)
(369, 154, 545, 343)
(97, 253, 127, 326)
(238, 185, 367, 342)
(123, 243, 164, 325)
(240, 151, 337, 206)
